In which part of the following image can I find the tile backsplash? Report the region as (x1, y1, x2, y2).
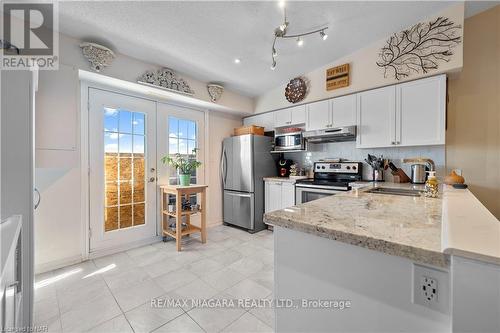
(284, 142, 445, 182)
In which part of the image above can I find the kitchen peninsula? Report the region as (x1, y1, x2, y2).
(264, 183, 500, 333)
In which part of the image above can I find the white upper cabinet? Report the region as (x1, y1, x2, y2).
(306, 95, 356, 131)
(356, 85, 396, 148)
(274, 105, 306, 128)
(356, 75, 446, 148)
(306, 100, 330, 131)
(243, 112, 274, 131)
(331, 94, 357, 128)
(396, 75, 446, 146)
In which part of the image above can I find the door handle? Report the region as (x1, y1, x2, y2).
(34, 188, 41, 210)
(220, 146, 227, 187)
(148, 177, 156, 182)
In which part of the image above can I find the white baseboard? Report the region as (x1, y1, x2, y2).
(36, 236, 162, 273)
(88, 236, 162, 260)
(35, 255, 83, 274)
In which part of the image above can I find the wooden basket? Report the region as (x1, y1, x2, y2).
(234, 125, 265, 136)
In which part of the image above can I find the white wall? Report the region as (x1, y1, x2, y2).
(34, 33, 246, 272)
(255, 3, 464, 114)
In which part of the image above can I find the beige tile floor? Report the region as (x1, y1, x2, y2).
(34, 225, 275, 333)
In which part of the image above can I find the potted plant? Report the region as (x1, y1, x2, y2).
(161, 148, 202, 186)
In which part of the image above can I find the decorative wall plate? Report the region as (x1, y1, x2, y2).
(285, 77, 307, 103)
(207, 83, 224, 103)
(80, 42, 115, 72)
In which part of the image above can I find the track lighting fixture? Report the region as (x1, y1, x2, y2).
(270, 2, 328, 70)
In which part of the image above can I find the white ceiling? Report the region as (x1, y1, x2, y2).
(56, 1, 488, 97)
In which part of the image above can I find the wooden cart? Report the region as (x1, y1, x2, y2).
(159, 184, 207, 251)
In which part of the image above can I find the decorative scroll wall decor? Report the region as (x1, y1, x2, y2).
(207, 83, 224, 103)
(80, 42, 115, 72)
(376, 17, 462, 80)
(285, 77, 308, 104)
(138, 68, 194, 95)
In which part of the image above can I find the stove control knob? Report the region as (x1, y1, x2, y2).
(321, 166, 326, 169)
(346, 166, 351, 170)
(352, 166, 357, 170)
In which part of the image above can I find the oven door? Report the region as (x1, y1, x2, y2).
(295, 185, 345, 204)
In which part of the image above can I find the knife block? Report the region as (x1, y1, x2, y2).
(391, 169, 411, 183)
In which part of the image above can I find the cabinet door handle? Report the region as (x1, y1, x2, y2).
(391, 141, 395, 145)
(396, 141, 400, 145)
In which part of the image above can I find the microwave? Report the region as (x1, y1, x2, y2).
(274, 131, 305, 151)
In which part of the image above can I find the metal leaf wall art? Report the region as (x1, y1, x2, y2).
(376, 17, 462, 80)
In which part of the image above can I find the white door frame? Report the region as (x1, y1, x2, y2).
(80, 81, 209, 259)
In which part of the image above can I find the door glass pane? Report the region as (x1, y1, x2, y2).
(103, 108, 147, 232)
(167, 116, 198, 208)
(119, 110, 133, 134)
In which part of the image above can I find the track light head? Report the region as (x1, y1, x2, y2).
(320, 30, 328, 40)
(296, 37, 304, 47)
(271, 60, 277, 70)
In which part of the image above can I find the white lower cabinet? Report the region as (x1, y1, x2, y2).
(265, 181, 296, 213)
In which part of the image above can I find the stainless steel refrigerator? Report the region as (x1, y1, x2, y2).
(221, 134, 277, 232)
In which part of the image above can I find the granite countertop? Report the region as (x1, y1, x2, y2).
(264, 183, 448, 267)
(265, 182, 500, 267)
(263, 176, 305, 183)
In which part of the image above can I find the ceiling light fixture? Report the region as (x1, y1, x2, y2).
(234, 58, 241, 64)
(270, 3, 328, 70)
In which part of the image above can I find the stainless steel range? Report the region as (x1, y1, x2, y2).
(295, 162, 362, 204)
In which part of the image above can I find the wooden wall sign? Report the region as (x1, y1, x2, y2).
(326, 63, 350, 91)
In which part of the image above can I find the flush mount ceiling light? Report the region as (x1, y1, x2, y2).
(270, 1, 328, 70)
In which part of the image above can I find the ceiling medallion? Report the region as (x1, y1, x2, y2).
(207, 83, 224, 103)
(138, 68, 194, 96)
(285, 77, 308, 104)
(80, 42, 115, 72)
(270, 3, 328, 70)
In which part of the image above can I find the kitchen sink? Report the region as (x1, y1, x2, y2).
(365, 187, 424, 197)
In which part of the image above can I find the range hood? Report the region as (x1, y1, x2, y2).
(303, 126, 356, 143)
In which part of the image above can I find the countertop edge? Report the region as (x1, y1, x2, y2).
(265, 215, 450, 268)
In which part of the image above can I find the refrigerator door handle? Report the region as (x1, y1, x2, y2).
(226, 191, 251, 198)
(221, 146, 227, 187)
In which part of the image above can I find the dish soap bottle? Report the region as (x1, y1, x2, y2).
(424, 171, 439, 198)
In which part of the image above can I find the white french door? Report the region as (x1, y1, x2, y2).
(89, 88, 157, 252)
(157, 103, 205, 230)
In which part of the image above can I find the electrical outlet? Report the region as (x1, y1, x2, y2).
(413, 264, 449, 314)
(421, 276, 438, 302)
